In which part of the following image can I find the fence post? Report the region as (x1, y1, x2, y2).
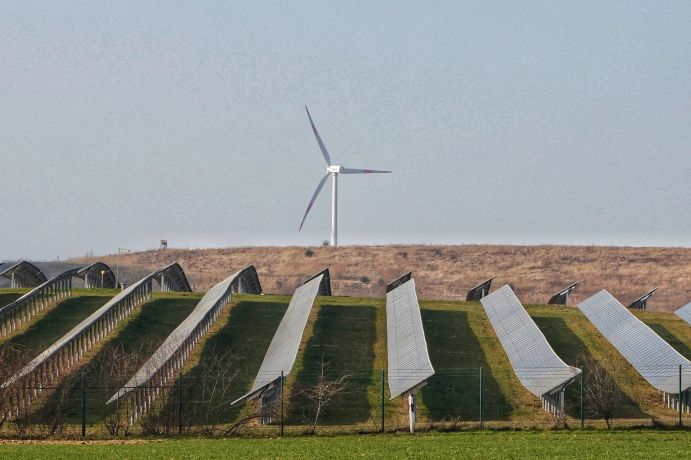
(580, 366, 584, 428)
(280, 370, 284, 436)
(177, 373, 183, 435)
(679, 364, 683, 427)
(479, 367, 483, 429)
(81, 373, 86, 437)
(380, 369, 385, 433)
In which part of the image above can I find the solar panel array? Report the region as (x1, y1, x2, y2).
(676, 302, 691, 326)
(386, 275, 434, 399)
(1, 262, 191, 415)
(233, 273, 325, 404)
(480, 285, 580, 398)
(577, 290, 691, 394)
(109, 266, 262, 408)
(0, 268, 78, 337)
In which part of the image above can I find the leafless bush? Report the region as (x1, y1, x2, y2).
(83, 343, 154, 436)
(581, 355, 621, 428)
(188, 347, 239, 435)
(295, 356, 349, 434)
(137, 347, 239, 436)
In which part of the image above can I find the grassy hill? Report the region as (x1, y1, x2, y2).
(70, 244, 691, 312)
(1, 287, 688, 434)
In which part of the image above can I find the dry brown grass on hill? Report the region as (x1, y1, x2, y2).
(72, 245, 691, 312)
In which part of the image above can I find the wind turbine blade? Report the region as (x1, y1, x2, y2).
(340, 166, 392, 174)
(305, 106, 332, 166)
(299, 173, 330, 231)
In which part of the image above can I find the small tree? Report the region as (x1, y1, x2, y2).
(298, 356, 349, 434)
(581, 355, 621, 428)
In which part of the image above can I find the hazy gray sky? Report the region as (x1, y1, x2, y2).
(2, 1, 691, 260)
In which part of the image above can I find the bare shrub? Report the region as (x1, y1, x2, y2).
(295, 356, 349, 434)
(581, 355, 621, 428)
(83, 343, 154, 436)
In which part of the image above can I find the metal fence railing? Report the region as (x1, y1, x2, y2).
(0, 366, 688, 438)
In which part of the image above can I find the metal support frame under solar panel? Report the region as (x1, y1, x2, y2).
(628, 288, 656, 310)
(0, 261, 47, 288)
(386, 271, 412, 293)
(75, 262, 116, 289)
(303, 267, 332, 296)
(547, 281, 580, 305)
(466, 277, 494, 301)
(230, 265, 263, 294)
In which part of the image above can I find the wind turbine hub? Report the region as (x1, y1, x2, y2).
(327, 165, 342, 174)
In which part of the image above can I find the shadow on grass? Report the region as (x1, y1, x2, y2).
(287, 304, 377, 425)
(646, 323, 691, 357)
(172, 300, 289, 425)
(1, 295, 112, 357)
(29, 297, 197, 424)
(534, 315, 648, 419)
(0, 292, 23, 308)
(421, 309, 511, 421)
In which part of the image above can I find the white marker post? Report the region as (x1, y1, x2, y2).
(408, 392, 416, 433)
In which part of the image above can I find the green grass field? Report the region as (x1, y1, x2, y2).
(0, 430, 688, 459)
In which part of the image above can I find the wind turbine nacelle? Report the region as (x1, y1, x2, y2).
(327, 165, 342, 174)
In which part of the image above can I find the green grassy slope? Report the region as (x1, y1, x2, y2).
(1, 288, 689, 429)
(33, 292, 201, 424)
(0, 289, 27, 308)
(1, 291, 114, 358)
(0, 289, 118, 346)
(167, 296, 290, 425)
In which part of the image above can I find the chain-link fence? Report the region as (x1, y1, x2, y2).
(0, 365, 689, 438)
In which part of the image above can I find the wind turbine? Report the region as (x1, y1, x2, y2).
(299, 106, 391, 247)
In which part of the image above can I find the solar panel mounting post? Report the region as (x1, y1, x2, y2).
(81, 372, 86, 438)
(280, 370, 285, 436)
(380, 369, 385, 433)
(680, 365, 683, 427)
(408, 392, 416, 433)
(479, 367, 483, 429)
(580, 367, 584, 428)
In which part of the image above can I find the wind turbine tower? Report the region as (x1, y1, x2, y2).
(299, 107, 391, 247)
